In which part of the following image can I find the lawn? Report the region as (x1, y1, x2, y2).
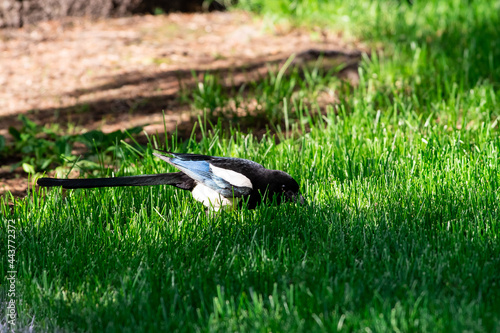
(1, 0, 500, 332)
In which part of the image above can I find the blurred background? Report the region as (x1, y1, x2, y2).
(1, 0, 362, 196)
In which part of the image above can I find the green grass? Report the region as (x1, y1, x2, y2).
(2, 0, 500, 331)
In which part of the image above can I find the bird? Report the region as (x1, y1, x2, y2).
(37, 151, 304, 210)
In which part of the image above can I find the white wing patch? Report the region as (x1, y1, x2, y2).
(209, 165, 253, 188)
(192, 183, 237, 211)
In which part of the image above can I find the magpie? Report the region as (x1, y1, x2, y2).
(37, 151, 304, 210)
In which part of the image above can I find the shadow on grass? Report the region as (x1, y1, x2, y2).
(10, 190, 500, 331)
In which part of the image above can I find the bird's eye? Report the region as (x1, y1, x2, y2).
(282, 184, 286, 191)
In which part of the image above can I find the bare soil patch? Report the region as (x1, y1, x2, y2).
(0, 10, 364, 197)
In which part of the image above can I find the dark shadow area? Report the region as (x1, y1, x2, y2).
(10, 189, 500, 331)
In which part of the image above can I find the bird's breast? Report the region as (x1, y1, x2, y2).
(191, 183, 237, 210)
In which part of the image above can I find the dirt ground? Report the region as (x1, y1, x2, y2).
(0, 10, 364, 197)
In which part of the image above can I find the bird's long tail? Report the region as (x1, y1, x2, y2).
(37, 172, 194, 190)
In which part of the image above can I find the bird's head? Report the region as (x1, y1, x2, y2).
(266, 170, 305, 205)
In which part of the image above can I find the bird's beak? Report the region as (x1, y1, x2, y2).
(286, 191, 305, 205)
(297, 194, 305, 205)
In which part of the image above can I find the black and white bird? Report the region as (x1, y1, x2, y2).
(37, 151, 304, 210)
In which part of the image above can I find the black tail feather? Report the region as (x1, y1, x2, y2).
(37, 172, 195, 190)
